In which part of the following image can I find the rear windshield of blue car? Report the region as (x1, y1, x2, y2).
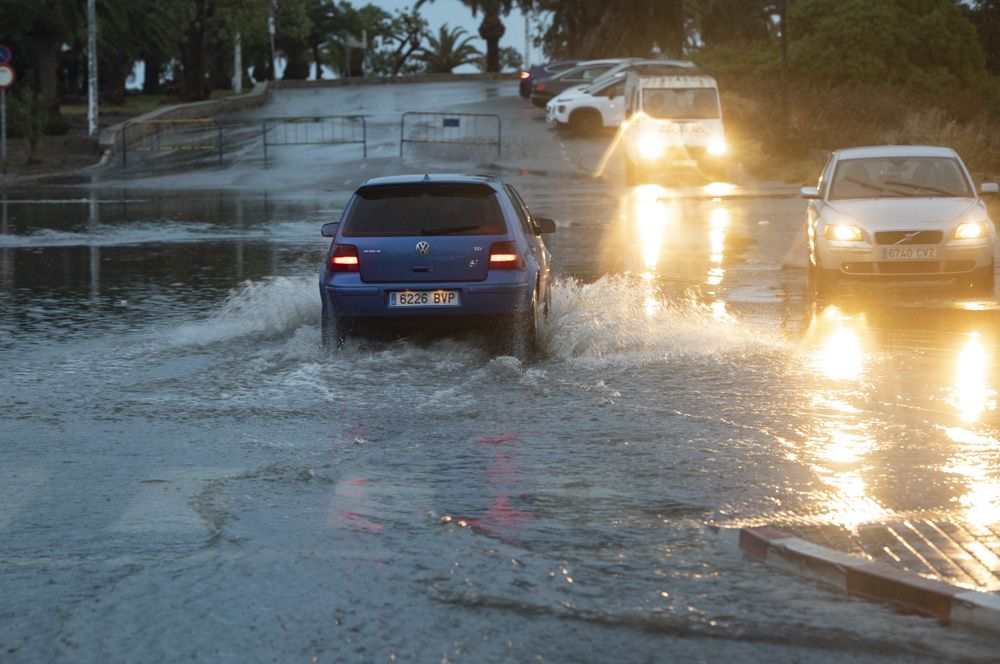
(342, 184, 507, 237)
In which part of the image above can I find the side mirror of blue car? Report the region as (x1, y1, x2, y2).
(321, 222, 340, 237)
(536, 217, 557, 234)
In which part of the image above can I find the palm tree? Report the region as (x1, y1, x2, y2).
(462, 0, 535, 73)
(417, 0, 525, 72)
(419, 25, 481, 73)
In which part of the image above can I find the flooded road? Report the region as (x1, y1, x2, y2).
(2, 83, 999, 662)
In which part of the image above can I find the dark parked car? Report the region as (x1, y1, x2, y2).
(519, 60, 579, 98)
(529, 59, 633, 108)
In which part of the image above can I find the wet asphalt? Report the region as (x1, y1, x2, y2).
(1, 81, 999, 662)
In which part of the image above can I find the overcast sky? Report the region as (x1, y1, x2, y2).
(375, 0, 538, 69)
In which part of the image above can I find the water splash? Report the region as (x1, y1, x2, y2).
(169, 276, 318, 345)
(543, 275, 784, 363)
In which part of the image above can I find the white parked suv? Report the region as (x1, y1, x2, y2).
(803, 145, 997, 296)
(545, 76, 627, 135)
(545, 60, 695, 136)
(620, 67, 727, 184)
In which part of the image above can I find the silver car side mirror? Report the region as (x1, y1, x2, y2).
(800, 186, 820, 199)
(980, 182, 999, 195)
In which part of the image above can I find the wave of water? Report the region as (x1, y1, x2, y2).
(168, 276, 319, 346)
(545, 275, 785, 364)
(162, 273, 783, 367)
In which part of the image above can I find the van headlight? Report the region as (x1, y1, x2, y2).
(824, 224, 864, 242)
(955, 221, 989, 239)
(638, 132, 665, 159)
(707, 138, 727, 156)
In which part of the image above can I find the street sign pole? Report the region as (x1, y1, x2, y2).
(87, 0, 99, 137)
(2, 87, 6, 176)
(0, 46, 10, 176)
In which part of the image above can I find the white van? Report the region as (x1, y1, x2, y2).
(621, 69, 727, 184)
(545, 60, 698, 136)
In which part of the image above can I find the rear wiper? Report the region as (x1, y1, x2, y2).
(420, 225, 481, 235)
(882, 180, 957, 197)
(843, 177, 908, 197)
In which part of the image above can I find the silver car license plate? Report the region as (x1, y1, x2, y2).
(881, 246, 937, 260)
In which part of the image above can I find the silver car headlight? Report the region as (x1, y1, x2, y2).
(954, 221, 989, 239)
(824, 224, 864, 242)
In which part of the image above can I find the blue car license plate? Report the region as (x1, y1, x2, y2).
(388, 290, 461, 308)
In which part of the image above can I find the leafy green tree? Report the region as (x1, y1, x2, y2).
(373, 8, 428, 76)
(420, 25, 481, 73)
(461, 0, 509, 73)
(477, 44, 521, 72)
(691, 0, 773, 48)
(535, 0, 685, 59)
(789, 0, 986, 87)
(275, 0, 313, 79)
(322, 2, 389, 77)
(967, 0, 1000, 75)
(2, 0, 82, 102)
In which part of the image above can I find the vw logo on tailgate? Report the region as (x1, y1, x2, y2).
(415, 241, 431, 256)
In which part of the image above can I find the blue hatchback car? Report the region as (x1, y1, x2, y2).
(320, 174, 555, 349)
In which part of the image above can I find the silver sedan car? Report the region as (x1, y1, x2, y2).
(802, 145, 997, 296)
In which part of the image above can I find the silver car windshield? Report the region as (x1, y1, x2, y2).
(829, 157, 973, 200)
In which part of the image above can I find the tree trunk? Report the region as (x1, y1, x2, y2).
(143, 53, 162, 94)
(666, 0, 685, 58)
(283, 54, 310, 80)
(313, 45, 324, 79)
(479, 15, 505, 73)
(101, 60, 129, 105)
(179, 0, 215, 101)
(25, 33, 60, 100)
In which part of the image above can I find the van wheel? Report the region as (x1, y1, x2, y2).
(569, 109, 600, 136)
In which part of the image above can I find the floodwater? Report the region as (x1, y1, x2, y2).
(2, 182, 999, 662)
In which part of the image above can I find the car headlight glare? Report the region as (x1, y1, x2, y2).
(955, 221, 988, 239)
(707, 138, 727, 156)
(824, 224, 864, 242)
(638, 132, 665, 160)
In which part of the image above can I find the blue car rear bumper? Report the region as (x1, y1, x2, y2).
(321, 280, 533, 318)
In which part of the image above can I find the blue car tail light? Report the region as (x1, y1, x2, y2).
(328, 244, 360, 272)
(489, 241, 524, 269)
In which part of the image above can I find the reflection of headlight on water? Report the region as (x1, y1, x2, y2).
(707, 138, 727, 155)
(808, 306, 868, 382)
(633, 185, 672, 271)
(952, 333, 996, 423)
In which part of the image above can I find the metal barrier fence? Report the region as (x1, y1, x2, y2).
(399, 112, 501, 157)
(122, 118, 223, 167)
(262, 115, 367, 163)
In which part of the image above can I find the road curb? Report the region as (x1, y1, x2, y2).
(738, 526, 1000, 634)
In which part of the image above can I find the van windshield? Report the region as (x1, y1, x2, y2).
(642, 88, 719, 119)
(342, 184, 507, 237)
